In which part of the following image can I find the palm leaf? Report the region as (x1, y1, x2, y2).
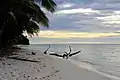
(7, 11, 18, 25)
(41, 0, 56, 13)
(22, 0, 36, 15)
(31, 2, 49, 27)
(23, 1, 49, 27)
(26, 21, 40, 35)
(35, 8, 49, 27)
(13, 11, 30, 28)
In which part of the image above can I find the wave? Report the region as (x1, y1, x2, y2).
(69, 59, 120, 80)
(80, 60, 98, 65)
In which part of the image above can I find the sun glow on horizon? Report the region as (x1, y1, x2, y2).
(27, 30, 120, 39)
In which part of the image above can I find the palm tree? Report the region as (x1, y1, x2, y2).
(0, 0, 56, 47)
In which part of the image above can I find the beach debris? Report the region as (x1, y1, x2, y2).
(69, 50, 81, 57)
(64, 45, 72, 59)
(50, 53, 63, 57)
(63, 45, 81, 59)
(7, 57, 39, 62)
(31, 52, 36, 55)
(47, 45, 81, 59)
(44, 45, 51, 54)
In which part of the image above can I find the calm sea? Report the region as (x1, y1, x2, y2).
(21, 44, 120, 78)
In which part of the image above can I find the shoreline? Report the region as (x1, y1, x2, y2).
(0, 48, 119, 80)
(49, 54, 120, 80)
(69, 59, 120, 80)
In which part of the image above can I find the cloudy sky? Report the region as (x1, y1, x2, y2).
(29, 0, 120, 44)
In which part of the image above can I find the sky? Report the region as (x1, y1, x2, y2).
(29, 0, 120, 44)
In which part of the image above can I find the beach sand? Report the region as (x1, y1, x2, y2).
(0, 48, 119, 80)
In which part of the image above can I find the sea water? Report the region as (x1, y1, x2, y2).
(21, 44, 120, 79)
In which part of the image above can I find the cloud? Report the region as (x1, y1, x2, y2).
(96, 15, 120, 21)
(40, 0, 120, 33)
(55, 0, 120, 10)
(89, 2, 120, 10)
(114, 11, 120, 14)
(27, 0, 120, 44)
(57, 3, 76, 9)
(37, 0, 120, 44)
(55, 8, 100, 15)
(34, 30, 120, 39)
(96, 14, 120, 27)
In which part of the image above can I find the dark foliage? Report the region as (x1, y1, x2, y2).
(0, 0, 56, 48)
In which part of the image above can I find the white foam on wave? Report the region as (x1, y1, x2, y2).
(69, 59, 120, 80)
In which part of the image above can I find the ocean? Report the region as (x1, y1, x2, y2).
(21, 44, 120, 78)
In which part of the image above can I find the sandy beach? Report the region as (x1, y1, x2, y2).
(0, 48, 119, 80)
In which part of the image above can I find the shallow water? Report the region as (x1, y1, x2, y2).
(21, 44, 120, 78)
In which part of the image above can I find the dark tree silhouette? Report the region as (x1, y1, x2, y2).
(0, 0, 56, 47)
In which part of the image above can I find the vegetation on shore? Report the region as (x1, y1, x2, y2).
(0, 0, 56, 48)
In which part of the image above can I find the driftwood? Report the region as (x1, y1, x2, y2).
(64, 45, 72, 59)
(69, 51, 81, 57)
(7, 57, 39, 62)
(45, 45, 81, 59)
(64, 45, 71, 57)
(49, 53, 63, 57)
(44, 45, 50, 54)
(63, 45, 81, 59)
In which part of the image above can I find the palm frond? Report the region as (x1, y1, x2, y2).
(8, 11, 18, 25)
(41, 0, 56, 13)
(25, 20, 39, 35)
(0, 0, 57, 47)
(35, 8, 49, 27)
(31, 3, 49, 27)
